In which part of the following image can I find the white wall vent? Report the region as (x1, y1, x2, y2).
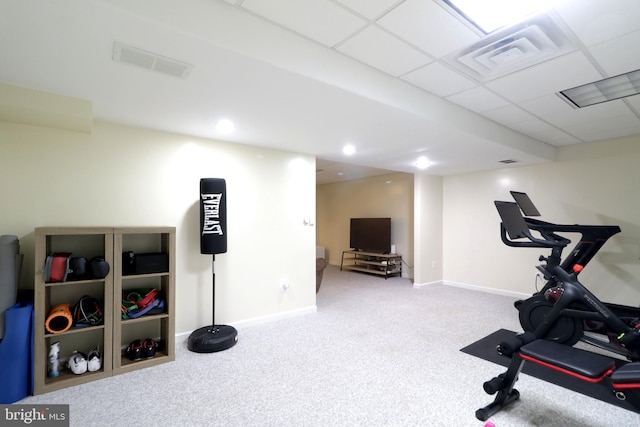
(112, 42, 192, 79)
(444, 13, 574, 82)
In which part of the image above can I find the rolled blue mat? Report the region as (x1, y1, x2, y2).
(0, 235, 21, 340)
(0, 302, 34, 403)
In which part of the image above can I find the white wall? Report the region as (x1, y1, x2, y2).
(0, 120, 317, 335)
(441, 134, 640, 305)
(413, 173, 443, 286)
(316, 173, 413, 275)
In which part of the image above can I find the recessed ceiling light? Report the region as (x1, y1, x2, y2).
(216, 119, 235, 134)
(558, 68, 640, 108)
(443, 0, 558, 33)
(415, 156, 432, 169)
(342, 144, 356, 155)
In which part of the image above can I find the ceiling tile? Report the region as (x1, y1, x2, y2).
(376, 0, 480, 58)
(401, 62, 477, 97)
(544, 134, 583, 146)
(445, 87, 510, 113)
(563, 113, 640, 141)
(337, 26, 432, 76)
(531, 130, 583, 147)
(241, 0, 367, 47)
(627, 96, 640, 115)
(481, 105, 537, 126)
(507, 118, 582, 146)
(519, 93, 637, 128)
(335, 0, 400, 20)
(587, 29, 640, 76)
(486, 51, 603, 103)
(554, 0, 640, 47)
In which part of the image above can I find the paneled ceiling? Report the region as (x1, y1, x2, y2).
(1, 0, 639, 184)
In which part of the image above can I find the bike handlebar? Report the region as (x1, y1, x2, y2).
(496, 198, 621, 277)
(499, 223, 569, 248)
(496, 201, 571, 249)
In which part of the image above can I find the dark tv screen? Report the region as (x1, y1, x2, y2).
(350, 218, 391, 253)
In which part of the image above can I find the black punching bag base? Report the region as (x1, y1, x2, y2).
(188, 324, 238, 353)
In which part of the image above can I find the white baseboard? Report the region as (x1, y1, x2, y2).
(176, 305, 318, 344)
(175, 331, 191, 345)
(412, 280, 442, 289)
(411, 279, 530, 299)
(442, 280, 530, 299)
(231, 305, 318, 329)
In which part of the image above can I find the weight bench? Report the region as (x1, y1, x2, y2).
(476, 337, 640, 421)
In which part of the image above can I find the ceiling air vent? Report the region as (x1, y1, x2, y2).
(499, 159, 519, 164)
(444, 13, 574, 82)
(112, 42, 192, 79)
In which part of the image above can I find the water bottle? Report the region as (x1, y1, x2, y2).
(48, 341, 60, 377)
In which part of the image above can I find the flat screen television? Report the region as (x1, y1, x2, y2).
(349, 218, 391, 254)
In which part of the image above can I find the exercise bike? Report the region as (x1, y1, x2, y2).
(476, 198, 640, 421)
(505, 191, 640, 361)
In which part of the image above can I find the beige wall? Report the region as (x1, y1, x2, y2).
(440, 134, 640, 305)
(0, 120, 317, 335)
(316, 173, 413, 277)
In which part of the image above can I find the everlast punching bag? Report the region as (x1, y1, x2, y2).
(187, 178, 238, 353)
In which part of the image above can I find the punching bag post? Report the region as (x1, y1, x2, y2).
(187, 178, 238, 353)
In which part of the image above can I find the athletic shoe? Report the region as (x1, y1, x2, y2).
(126, 339, 142, 361)
(142, 338, 157, 359)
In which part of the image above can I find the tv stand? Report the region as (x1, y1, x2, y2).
(340, 250, 402, 279)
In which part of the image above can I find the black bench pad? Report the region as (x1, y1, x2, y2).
(611, 362, 640, 386)
(520, 340, 615, 381)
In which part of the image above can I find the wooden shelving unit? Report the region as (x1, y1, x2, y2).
(340, 250, 402, 279)
(113, 227, 175, 375)
(34, 227, 114, 394)
(33, 226, 175, 395)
